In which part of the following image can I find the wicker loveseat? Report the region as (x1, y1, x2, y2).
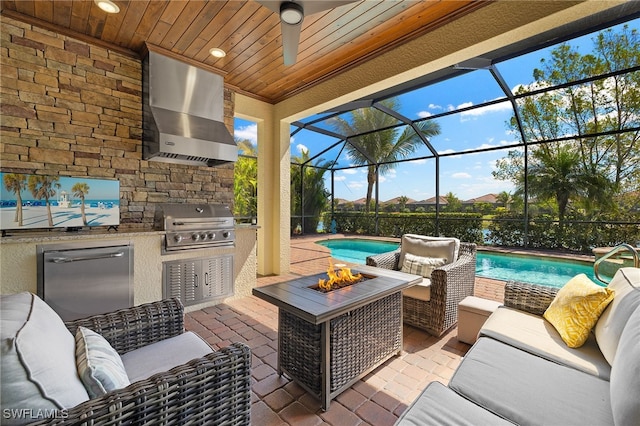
(0, 293, 251, 425)
(366, 234, 476, 336)
(396, 267, 640, 425)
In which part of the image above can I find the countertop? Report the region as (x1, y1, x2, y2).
(0, 224, 259, 244)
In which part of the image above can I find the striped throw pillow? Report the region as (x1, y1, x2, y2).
(75, 326, 130, 398)
(401, 253, 447, 278)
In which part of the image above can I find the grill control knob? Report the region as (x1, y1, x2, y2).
(174, 234, 183, 243)
(200, 233, 208, 240)
(191, 233, 200, 241)
(222, 231, 230, 239)
(208, 233, 215, 240)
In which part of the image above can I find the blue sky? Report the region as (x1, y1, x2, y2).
(234, 19, 638, 203)
(1, 174, 119, 201)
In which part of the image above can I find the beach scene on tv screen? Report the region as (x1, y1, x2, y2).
(0, 173, 120, 230)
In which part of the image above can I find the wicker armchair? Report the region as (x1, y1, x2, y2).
(31, 298, 251, 426)
(367, 238, 476, 336)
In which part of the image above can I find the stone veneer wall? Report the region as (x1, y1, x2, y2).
(0, 16, 235, 229)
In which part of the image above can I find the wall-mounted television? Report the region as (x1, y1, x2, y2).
(1, 173, 120, 231)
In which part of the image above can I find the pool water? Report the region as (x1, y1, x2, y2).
(317, 239, 598, 288)
(476, 252, 598, 288)
(316, 239, 399, 264)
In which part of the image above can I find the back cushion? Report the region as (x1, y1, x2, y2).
(595, 268, 640, 365)
(1, 293, 89, 425)
(609, 305, 640, 425)
(399, 234, 460, 267)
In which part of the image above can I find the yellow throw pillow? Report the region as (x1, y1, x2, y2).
(544, 274, 615, 348)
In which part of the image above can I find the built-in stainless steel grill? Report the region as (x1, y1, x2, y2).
(154, 203, 235, 252)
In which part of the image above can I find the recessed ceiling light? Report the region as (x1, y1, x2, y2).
(95, 0, 120, 14)
(209, 48, 226, 58)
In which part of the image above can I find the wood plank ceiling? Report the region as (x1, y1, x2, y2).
(0, 0, 489, 104)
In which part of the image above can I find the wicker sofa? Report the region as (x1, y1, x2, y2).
(366, 234, 476, 336)
(396, 267, 640, 425)
(0, 293, 251, 425)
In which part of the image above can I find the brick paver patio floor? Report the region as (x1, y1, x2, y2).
(185, 235, 506, 425)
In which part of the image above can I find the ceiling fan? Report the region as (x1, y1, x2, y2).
(257, 1, 358, 66)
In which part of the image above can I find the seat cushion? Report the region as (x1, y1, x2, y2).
(1, 293, 89, 425)
(399, 235, 460, 267)
(595, 267, 640, 365)
(610, 305, 640, 426)
(402, 277, 431, 301)
(75, 326, 130, 398)
(396, 381, 512, 426)
(450, 337, 613, 426)
(480, 306, 612, 379)
(543, 274, 614, 348)
(121, 331, 213, 383)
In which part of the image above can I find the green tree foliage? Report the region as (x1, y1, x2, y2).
(494, 25, 639, 221)
(27, 175, 59, 227)
(329, 98, 441, 211)
(291, 148, 332, 233)
(234, 139, 258, 219)
(3, 173, 26, 226)
(71, 182, 90, 225)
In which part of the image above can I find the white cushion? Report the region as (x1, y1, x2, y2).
(399, 234, 460, 267)
(75, 327, 130, 398)
(403, 278, 431, 301)
(595, 267, 640, 365)
(480, 306, 612, 379)
(121, 331, 213, 383)
(610, 305, 640, 425)
(1, 293, 89, 425)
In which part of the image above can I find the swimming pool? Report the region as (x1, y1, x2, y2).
(316, 238, 597, 288)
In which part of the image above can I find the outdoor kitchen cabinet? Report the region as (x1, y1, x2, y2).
(163, 254, 233, 306)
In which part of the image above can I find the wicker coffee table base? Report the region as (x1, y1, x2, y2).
(278, 292, 403, 410)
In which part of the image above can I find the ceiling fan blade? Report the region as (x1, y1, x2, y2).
(281, 21, 302, 66)
(301, 0, 358, 16)
(255, 1, 281, 15)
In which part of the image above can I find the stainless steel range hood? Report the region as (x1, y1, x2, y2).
(143, 51, 237, 167)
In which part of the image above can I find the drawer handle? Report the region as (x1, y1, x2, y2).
(49, 251, 125, 263)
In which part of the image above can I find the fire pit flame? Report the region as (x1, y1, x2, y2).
(318, 260, 363, 291)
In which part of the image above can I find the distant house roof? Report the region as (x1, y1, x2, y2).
(463, 193, 498, 204)
(414, 196, 449, 205)
(382, 197, 417, 205)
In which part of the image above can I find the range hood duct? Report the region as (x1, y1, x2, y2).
(143, 51, 237, 167)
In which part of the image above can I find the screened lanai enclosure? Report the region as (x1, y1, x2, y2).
(243, 5, 640, 253)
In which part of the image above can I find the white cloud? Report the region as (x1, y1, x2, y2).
(429, 103, 442, 110)
(233, 123, 257, 145)
(452, 172, 472, 179)
(334, 175, 346, 182)
(457, 101, 474, 109)
(296, 144, 308, 154)
(460, 101, 512, 117)
(342, 169, 358, 175)
(417, 111, 433, 118)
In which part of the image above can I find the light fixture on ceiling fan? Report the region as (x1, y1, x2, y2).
(258, 1, 358, 66)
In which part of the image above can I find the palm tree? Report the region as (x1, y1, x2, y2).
(330, 98, 440, 211)
(72, 182, 90, 225)
(291, 148, 332, 233)
(3, 174, 26, 226)
(27, 175, 59, 227)
(496, 191, 511, 210)
(234, 139, 258, 219)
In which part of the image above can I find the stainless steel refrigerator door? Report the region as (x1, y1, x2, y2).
(38, 242, 133, 321)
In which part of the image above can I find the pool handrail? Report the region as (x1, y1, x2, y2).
(594, 243, 639, 284)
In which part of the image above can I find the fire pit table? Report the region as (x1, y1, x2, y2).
(252, 265, 420, 410)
